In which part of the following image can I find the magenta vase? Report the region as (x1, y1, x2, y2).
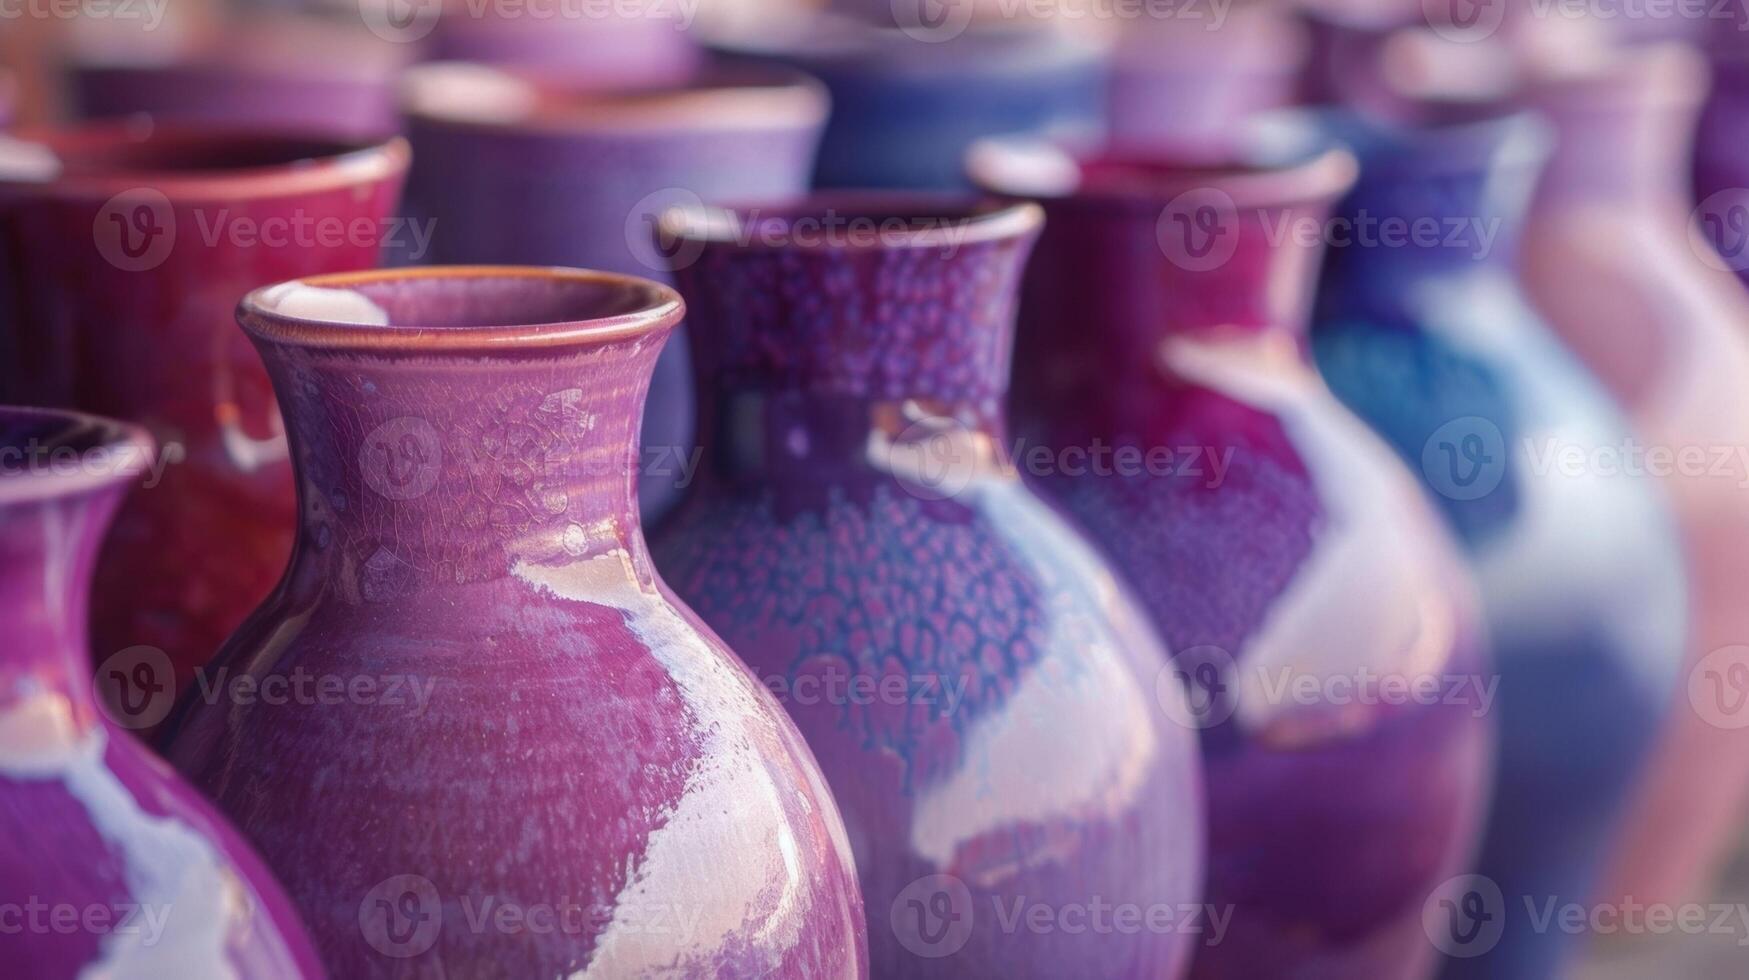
(969, 141, 1493, 978)
(1521, 42, 1749, 912)
(649, 198, 1205, 978)
(401, 62, 829, 524)
(0, 406, 321, 978)
(165, 266, 867, 977)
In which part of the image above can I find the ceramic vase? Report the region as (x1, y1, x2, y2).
(969, 138, 1494, 978)
(1298, 107, 1689, 979)
(0, 405, 322, 979)
(0, 124, 409, 730)
(400, 62, 829, 525)
(649, 197, 1205, 978)
(165, 266, 868, 977)
(1695, 27, 1749, 287)
(708, 15, 1107, 189)
(423, 2, 700, 88)
(1519, 42, 1749, 917)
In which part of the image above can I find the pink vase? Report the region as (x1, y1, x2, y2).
(165, 266, 868, 976)
(1520, 42, 1749, 909)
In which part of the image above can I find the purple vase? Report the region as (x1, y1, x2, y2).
(424, 4, 700, 88)
(401, 62, 829, 524)
(1696, 24, 1749, 284)
(0, 406, 322, 978)
(165, 266, 867, 977)
(649, 197, 1205, 978)
(969, 141, 1494, 978)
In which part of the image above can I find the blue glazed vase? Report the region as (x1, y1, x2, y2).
(969, 137, 1494, 979)
(1301, 109, 1688, 979)
(648, 197, 1205, 978)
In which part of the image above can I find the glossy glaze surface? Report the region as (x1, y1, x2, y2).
(650, 200, 1205, 977)
(0, 407, 323, 979)
(1300, 110, 1689, 980)
(401, 62, 828, 524)
(973, 141, 1494, 979)
(166, 268, 868, 978)
(1519, 44, 1749, 917)
(0, 124, 408, 722)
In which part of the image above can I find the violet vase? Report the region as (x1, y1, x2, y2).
(649, 198, 1205, 978)
(1695, 24, 1749, 286)
(1298, 108, 1689, 979)
(165, 266, 867, 978)
(1519, 42, 1749, 916)
(400, 62, 829, 524)
(969, 140, 1493, 978)
(421, 2, 700, 88)
(0, 124, 409, 730)
(0, 406, 322, 978)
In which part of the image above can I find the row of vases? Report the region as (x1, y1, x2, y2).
(1, 27, 1746, 980)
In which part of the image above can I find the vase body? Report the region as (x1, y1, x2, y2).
(649, 200, 1205, 978)
(0, 406, 322, 979)
(401, 63, 828, 525)
(1695, 37, 1749, 285)
(712, 16, 1106, 190)
(0, 126, 408, 725)
(1519, 44, 1749, 915)
(973, 142, 1494, 979)
(166, 267, 868, 978)
(1301, 110, 1689, 979)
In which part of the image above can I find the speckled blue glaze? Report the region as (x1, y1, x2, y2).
(1302, 111, 1688, 980)
(710, 17, 1106, 190)
(971, 140, 1494, 979)
(649, 198, 1206, 977)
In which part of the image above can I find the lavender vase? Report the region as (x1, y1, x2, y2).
(969, 141, 1493, 978)
(649, 198, 1205, 978)
(1299, 108, 1689, 980)
(401, 63, 829, 524)
(166, 267, 867, 977)
(0, 406, 321, 978)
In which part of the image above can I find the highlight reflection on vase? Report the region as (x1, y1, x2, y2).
(970, 138, 1493, 979)
(649, 198, 1205, 978)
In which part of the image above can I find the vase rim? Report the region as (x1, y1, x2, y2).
(966, 135, 1357, 210)
(238, 265, 685, 352)
(0, 406, 154, 508)
(1254, 105, 1552, 178)
(656, 193, 1043, 254)
(1521, 39, 1708, 110)
(0, 119, 409, 201)
(400, 60, 829, 135)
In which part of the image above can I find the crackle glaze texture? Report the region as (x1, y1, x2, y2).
(165, 270, 867, 979)
(977, 147, 1494, 979)
(650, 202, 1205, 978)
(1519, 45, 1749, 920)
(1303, 112, 1688, 980)
(0, 126, 408, 721)
(0, 407, 322, 979)
(402, 65, 827, 524)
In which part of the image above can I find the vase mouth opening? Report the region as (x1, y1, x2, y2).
(238, 266, 685, 352)
(0, 407, 154, 508)
(401, 60, 829, 134)
(967, 136, 1357, 210)
(0, 118, 409, 199)
(657, 194, 1043, 254)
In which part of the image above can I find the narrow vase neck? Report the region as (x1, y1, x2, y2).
(1528, 52, 1707, 208)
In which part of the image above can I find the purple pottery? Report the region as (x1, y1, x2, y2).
(969, 141, 1494, 978)
(0, 406, 322, 978)
(401, 61, 828, 524)
(165, 266, 868, 977)
(423, 3, 700, 88)
(1696, 19, 1749, 286)
(649, 197, 1206, 978)
(0, 122, 409, 730)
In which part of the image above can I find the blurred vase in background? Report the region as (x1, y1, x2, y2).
(650, 197, 1204, 978)
(0, 124, 408, 728)
(709, 14, 1106, 189)
(1301, 106, 1689, 979)
(0, 407, 322, 979)
(401, 61, 827, 524)
(971, 137, 1492, 979)
(168, 267, 868, 977)
(1519, 42, 1749, 916)
(1694, 23, 1749, 287)
(422, 0, 700, 87)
